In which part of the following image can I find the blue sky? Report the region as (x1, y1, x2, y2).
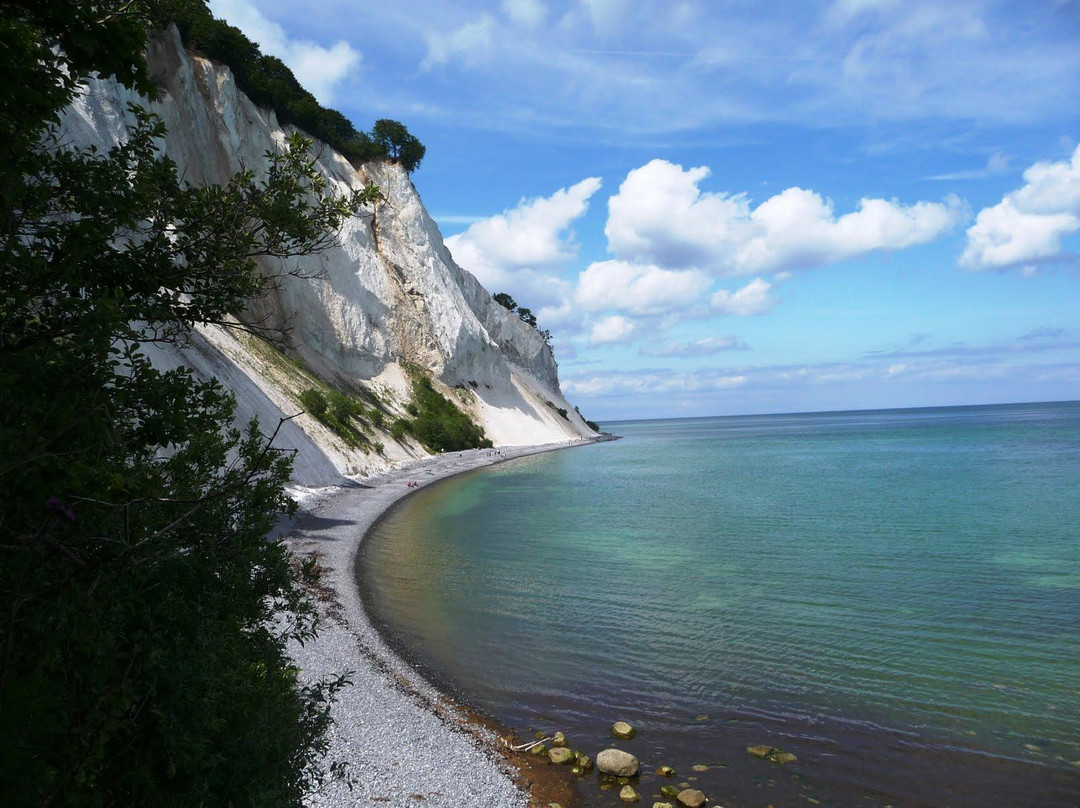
(209, 0, 1080, 420)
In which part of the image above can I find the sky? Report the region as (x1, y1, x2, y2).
(208, 0, 1080, 421)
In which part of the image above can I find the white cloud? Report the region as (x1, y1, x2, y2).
(710, 278, 775, 316)
(606, 159, 965, 275)
(961, 145, 1080, 271)
(926, 152, 1010, 182)
(574, 260, 711, 315)
(445, 177, 602, 309)
(588, 315, 636, 345)
(423, 14, 497, 70)
(208, 0, 359, 105)
(641, 336, 748, 357)
(446, 177, 601, 281)
(502, 0, 547, 29)
(563, 369, 747, 396)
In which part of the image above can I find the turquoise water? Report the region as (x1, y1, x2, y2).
(360, 402, 1080, 807)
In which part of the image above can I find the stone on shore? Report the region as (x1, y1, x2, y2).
(620, 785, 641, 802)
(676, 788, 707, 808)
(597, 748, 639, 777)
(549, 747, 575, 765)
(551, 731, 567, 747)
(532, 743, 548, 755)
(612, 721, 636, 739)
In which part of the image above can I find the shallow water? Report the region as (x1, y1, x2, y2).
(360, 402, 1080, 807)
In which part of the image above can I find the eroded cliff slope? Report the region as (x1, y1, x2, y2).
(59, 27, 595, 485)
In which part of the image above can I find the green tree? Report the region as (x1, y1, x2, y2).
(516, 306, 538, 328)
(0, 2, 360, 804)
(371, 118, 426, 173)
(493, 292, 517, 311)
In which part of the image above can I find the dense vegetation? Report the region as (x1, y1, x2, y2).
(164, 0, 425, 171)
(298, 387, 384, 452)
(0, 1, 366, 804)
(393, 374, 493, 453)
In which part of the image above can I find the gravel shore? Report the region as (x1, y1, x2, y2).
(281, 440, 594, 808)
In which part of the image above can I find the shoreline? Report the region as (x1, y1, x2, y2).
(282, 437, 608, 808)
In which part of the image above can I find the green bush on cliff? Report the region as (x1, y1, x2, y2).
(405, 375, 493, 453)
(0, 2, 357, 804)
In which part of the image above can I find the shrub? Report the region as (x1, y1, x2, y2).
(406, 375, 492, 452)
(390, 419, 410, 441)
(369, 408, 385, 428)
(299, 388, 328, 418)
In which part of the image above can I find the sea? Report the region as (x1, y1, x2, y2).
(359, 401, 1080, 807)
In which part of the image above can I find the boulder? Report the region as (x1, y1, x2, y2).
(612, 721, 636, 739)
(549, 747, 575, 765)
(770, 750, 797, 765)
(597, 748, 639, 777)
(746, 745, 774, 759)
(676, 789, 707, 808)
(551, 731, 567, 747)
(620, 786, 641, 803)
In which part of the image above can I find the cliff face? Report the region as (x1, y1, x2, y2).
(59, 27, 594, 485)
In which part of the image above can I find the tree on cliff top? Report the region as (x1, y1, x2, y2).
(372, 118, 426, 173)
(0, 1, 359, 804)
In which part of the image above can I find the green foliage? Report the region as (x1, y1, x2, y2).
(161, 3, 426, 171)
(390, 418, 410, 441)
(369, 407, 385, 428)
(299, 388, 371, 448)
(493, 292, 517, 311)
(404, 376, 493, 453)
(372, 119, 426, 173)
(0, 3, 360, 804)
(517, 306, 538, 328)
(299, 387, 329, 418)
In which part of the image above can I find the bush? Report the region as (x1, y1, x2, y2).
(390, 419, 410, 441)
(406, 375, 492, 452)
(369, 408, 385, 428)
(299, 388, 328, 418)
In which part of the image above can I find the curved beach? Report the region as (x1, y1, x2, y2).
(281, 440, 595, 808)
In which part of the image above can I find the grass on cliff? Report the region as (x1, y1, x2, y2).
(394, 371, 492, 453)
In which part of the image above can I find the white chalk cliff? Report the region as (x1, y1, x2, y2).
(59, 26, 595, 485)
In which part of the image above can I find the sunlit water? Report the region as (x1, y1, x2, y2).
(360, 402, 1080, 807)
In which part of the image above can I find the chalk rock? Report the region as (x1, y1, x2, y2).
(597, 748, 639, 777)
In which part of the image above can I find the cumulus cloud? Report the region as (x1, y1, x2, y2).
(961, 146, 1080, 271)
(208, 0, 359, 105)
(710, 278, 775, 316)
(574, 260, 711, 315)
(606, 159, 966, 275)
(502, 0, 547, 29)
(640, 336, 748, 357)
(445, 177, 602, 306)
(423, 14, 497, 70)
(588, 315, 636, 345)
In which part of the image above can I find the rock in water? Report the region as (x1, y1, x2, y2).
(746, 745, 774, 758)
(612, 721, 636, 739)
(653, 803, 674, 808)
(551, 731, 567, 747)
(549, 747, 575, 765)
(660, 786, 681, 799)
(576, 753, 594, 771)
(676, 789, 707, 808)
(620, 786, 641, 802)
(770, 750, 798, 765)
(656, 765, 677, 777)
(597, 748, 640, 777)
